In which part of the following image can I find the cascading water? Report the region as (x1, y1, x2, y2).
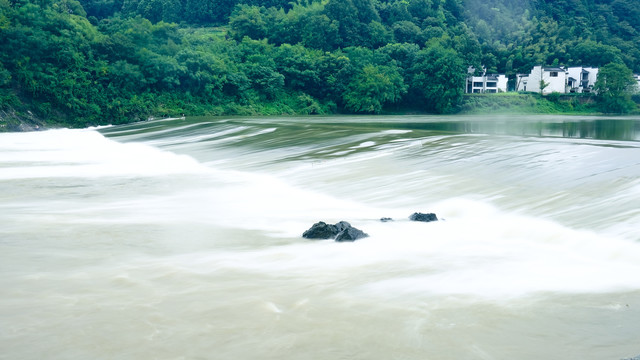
(1, 115, 640, 359)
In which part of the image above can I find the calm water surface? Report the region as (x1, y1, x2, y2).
(1, 114, 640, 359)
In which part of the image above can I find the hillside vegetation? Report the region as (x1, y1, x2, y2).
(1, 0, 639, 130)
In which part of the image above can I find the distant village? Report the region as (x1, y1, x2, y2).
(466, 66, 640, 95)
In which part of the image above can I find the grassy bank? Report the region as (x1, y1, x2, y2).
(459, 92, 609, 115)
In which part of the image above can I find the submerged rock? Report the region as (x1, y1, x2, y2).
(380, 217, 393, 222)
(302, 221, 369, 242)
(409, 212, 438, 222)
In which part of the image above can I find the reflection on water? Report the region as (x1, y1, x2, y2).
(367, 118, 640, 141)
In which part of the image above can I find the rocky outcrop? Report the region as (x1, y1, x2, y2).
(302, 221, 341, 239)
(302, 221, 369, 242)
(335, 226, 369, 242)
(409, 212, 438, 222)
(303, 212, 438, 242)
(0, 109, 47, 132)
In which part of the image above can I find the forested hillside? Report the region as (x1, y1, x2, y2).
(1, 0, 639, 129)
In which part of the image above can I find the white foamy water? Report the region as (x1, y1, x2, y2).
(2, 115, 640, 359)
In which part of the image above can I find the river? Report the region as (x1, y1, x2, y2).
(1, 114, 640, 359)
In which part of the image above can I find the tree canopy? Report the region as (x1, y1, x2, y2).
(594, 62, 637, 113)
(1, 0, 639, 129)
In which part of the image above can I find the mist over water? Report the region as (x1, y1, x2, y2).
(2, 115, 640, 359)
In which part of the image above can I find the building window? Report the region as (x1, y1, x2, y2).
(486, 82, 497, 87)
(473, 82, 483, 87)
(473, 89, 481, 93)
(486, 89, 497, 93)
(550, 72, 558, 77)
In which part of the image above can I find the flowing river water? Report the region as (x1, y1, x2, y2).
(1, 114, 640, 359)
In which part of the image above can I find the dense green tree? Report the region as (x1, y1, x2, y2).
(571, 40, 623, 67)
(176, 49, 228, 97)
(299, 13, 339, 50)
(316, 52, 356, 104)
(392, 20, 422, 44)
(273, 44, 321, 93)
(324, 0, 379, 48)
(234, 38, 285, 99)
(409, 43, 466, 113)
(183, 0, 236, 24)
(377, 0, 411, 26)
(378, 42, 419, 65)
(366, 20, 392, 48)
(78, 0, 123, 19)
(343, 64, 406, 113)
(229, 5, 270, 40)
(407, 0, 434, 22)
(106, 60, 145, 93)
(594, 62, 637, 113)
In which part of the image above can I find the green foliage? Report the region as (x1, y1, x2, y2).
(2, 0, 640, 129)
(594, 62, 637, 113)
(460, 93, 599, 114)
(229, 5, 270, 40)
(572, 40, 623, 67)
(343, 64, 406, 113)
(324, 0, 380, 48)
(409, 44, 466, 113)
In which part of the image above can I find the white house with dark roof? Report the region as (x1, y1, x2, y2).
(465, 68, 508, 93)
(516, 66, 567, 94)
(566, 66, 598, 93)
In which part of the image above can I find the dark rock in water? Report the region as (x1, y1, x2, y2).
(334, 220, 352, 232)
(302, 220, 368, 241)
(302, 221, 340, 239)
(335, 226, 369, 242)
(380, 217, 393, 222)
(621, 356, 640, 360)
(409, 212, 438, 222)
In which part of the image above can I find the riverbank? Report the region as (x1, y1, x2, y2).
(459, 92, 604, 115)
(0, 90, 339, 132)
(3, 92, 639, 132)
(0, 109, 48, 132)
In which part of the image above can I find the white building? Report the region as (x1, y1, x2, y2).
(466, 74, 508, 93)
(516, 66, 567, 94)
(566, 66, 598, 93)
(634, 74, 640, 93)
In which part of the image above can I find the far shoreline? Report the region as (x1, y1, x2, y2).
(2, 92, 639, 133)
